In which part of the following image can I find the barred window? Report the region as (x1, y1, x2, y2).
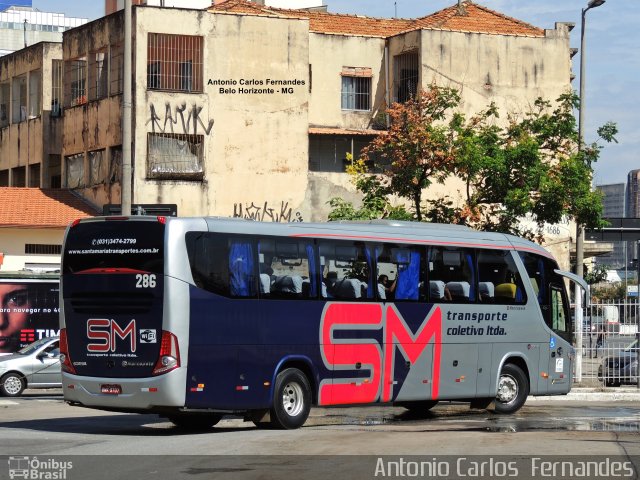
(147, 133, 204, 180)
(147, 34, 203, 92)
(110, 43, 124, 95)
(394, 51, 419, 103)
(89, 50, 109, 100)
(51, 60, 63, 117)
(25, 244, 62, 255)
(341, 67, 371, 111)
(64, 57, 87, 107)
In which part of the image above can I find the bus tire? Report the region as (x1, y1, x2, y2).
(494, 363, 529, 414)
(270, 368, 311, 429)
(396, 400, 438, 413)
(0, 373, 26, 397)
(167, 413, 222, 430)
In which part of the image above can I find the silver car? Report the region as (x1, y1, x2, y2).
(0, 337, 60, 397)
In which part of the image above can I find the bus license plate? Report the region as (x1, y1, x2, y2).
(101, 384, 122, 395)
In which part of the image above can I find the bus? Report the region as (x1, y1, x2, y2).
(59, 216, 586, 429)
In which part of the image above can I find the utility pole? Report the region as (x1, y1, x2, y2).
(122, 0, 133, 216)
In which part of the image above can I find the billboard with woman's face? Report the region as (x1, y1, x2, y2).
(0, 280, 59, 354)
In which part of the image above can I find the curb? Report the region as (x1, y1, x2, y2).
(529, 388, 640, 402)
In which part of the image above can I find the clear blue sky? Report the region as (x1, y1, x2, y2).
(33, 0, 638, 186)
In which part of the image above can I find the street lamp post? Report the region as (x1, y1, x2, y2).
(575, 0, 605, 383)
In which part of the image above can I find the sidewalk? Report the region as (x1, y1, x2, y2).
(529, 387, 640, 402)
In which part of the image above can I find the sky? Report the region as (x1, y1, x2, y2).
(32, 0, 639, 186)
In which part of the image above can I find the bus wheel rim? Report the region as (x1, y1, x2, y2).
(496, 374, 518, 404)
(282, 382, 304, 417)
(4, 376, 21, 395)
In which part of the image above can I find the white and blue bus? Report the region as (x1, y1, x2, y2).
(59, 216, 585, 429)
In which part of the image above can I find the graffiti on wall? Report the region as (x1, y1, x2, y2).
(147, 102, 214, 135)
(233, 201, 303, 223)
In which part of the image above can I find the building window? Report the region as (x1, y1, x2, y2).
(0, 83, 9, 127)
(64, 57, 87, 107)
(109, 43, 124, 95)
(341, 67, 371, 111)
(89, 149, 106, 185)
(29, 163, 40, 187)
(11, 75, 27, 123)
(25, 244, 62, 255)
(65, 153, 84, 188)
(394, 51, 419, 103)
(147, 133, 204, 180)
(89, 50, 109, 100)
(110, 146, 122, 183)
(51, 60, 63, 117)
(28, 69, 41, 118)
(309, 134, 381, 173)
(147, 33, 203, 92)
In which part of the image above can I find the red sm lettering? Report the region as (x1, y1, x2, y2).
(319, 304, 442, 406)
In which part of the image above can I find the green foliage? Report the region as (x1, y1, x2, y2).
(328, 84, 618, 243)
(584, 264, 609, 285)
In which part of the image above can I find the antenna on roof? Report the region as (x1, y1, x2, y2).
(394, 1, 397, 18)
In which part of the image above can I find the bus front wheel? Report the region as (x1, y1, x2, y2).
(494, 363, 529, 414)
(270, 368, 311, 429)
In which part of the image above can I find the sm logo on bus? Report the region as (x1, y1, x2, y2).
(87, 319, 137, 353)
(319, 304, 442, 406)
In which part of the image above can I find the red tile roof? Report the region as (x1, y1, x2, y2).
(209, 0, 544, 38)
(0, 188, 98, 228)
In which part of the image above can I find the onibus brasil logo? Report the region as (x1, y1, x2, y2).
(8, 456, 72, 479)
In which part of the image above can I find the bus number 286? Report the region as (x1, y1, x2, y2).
(135, 274, 156, 288)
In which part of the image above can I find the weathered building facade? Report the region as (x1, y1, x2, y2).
(59, 0, 574, 229)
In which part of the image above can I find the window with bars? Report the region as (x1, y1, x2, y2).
(394, 51, 419, 103)
(0, 83, 9, 127)
(51, 60, 63, 117)
(147, 133, 204, 180)
(89, 50, 109, 100)
(28, 69, 41, 118)
(64, 57, 87, 107)
(340, 67, 371, 111)
(109, 43, 124, 95)
(25, 244, 62, 255)
(11, 75, 27, 123)
(147, 34, 203, 92)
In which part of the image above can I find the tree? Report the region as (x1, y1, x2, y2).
(329, 86, 618, 243)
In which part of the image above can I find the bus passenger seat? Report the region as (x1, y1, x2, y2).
(259, 274, 271, 295)
(429, 280, 446, 300)
(335, 278, 362, 299)
(446, 281, 470, 302)
(495, 283, 517, 302)
(478, 281, 494, 301)
(274, 275, 303, 294)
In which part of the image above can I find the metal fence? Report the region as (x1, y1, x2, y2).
(575, 298, 640, 387)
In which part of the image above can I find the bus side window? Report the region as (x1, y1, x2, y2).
(375, 244, 426, 302)
(477, 250, 526, 305)
(428, 247, 476, 303)
(185, 232, 231, 297)
(319, 241, 373, 301)
(257, 239, 316, 300)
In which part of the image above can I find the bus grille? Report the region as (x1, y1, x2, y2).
(69, 292, 155, 314)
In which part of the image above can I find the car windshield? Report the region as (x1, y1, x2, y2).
(17, 337, 55, 355)
(624, 339, 638, 352)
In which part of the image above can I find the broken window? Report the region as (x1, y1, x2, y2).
(147, 34, 203, 92)
(65, 153, 84, 188)
(88, 149, 106, 185)
(147, 133, 203, 180)
(341, 67, 371, 111)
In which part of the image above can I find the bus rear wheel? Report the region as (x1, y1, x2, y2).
(167, 413, 222, 430)
(269, 368, 311, 429)
(494, 363, 529, 414)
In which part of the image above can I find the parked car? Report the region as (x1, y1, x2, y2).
(0, 337, 60, 397)
(598, 339, 639, 387)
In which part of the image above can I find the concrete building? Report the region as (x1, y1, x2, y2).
(594, 182, 627, 269)
(0, 4, 86, 57)
(627, 169, 640, 219)
(0, 41, 65, 189)
(105, 0, 325, 15)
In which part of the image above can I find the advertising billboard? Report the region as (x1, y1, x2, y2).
(0, 278, 59, 354)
